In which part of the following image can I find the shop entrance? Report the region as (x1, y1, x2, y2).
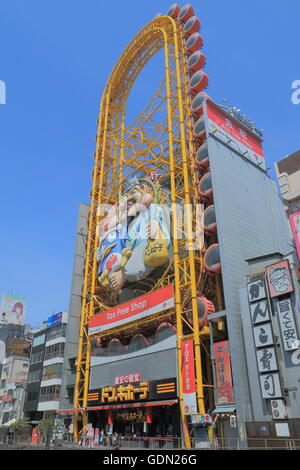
(90, 403, 180, 439)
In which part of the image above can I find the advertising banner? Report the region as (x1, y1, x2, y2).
(0, 294, 25, 325)
(213, 341, 235, 405)
(181, 339, 197, 415)
(205, 101, 265, 169)
(265, 259, 294, 298)
(290, 211, 300, 261)
(46, 312, 62, 328)
(88, 285, 174, 335)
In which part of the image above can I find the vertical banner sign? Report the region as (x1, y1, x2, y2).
(276, 298, 299, 351)
(181, 340, 197, 414)
(290, 211, 300, 261)
(214, 341, 235, 405)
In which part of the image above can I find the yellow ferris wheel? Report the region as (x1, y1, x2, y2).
(73, 4, 218, 448)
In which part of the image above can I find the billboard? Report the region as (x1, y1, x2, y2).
(0, 295, 25, 325)
(96, 173, 172, 294)
(87, 378, 177, 406)
(47, 312, 63, 328)
(88, 284, 174, 335)
(205, 101, 266, 170)
(289, 211, 300, 260)
(213, 341, 235, 405)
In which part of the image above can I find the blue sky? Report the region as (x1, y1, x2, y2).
(0, 0, 299, 327)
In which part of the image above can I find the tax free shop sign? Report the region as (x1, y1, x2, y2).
(88, 285, 174, 335)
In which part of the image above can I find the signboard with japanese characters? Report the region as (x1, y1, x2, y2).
(253, 323, 274, 348)
(249, 299, 270, 324)
(115, 373, 140, 385)
(276, 298, 299, 351)
(86, 378, 177, 406)
(247, 278, 267, 303)
(205, 101, 266, 169)
(265, 260, 294, 298)
(259, 373, 282, 399)
(246, 278, 282, 401)
(181, 340, 198, 414)
(213, 341, 235, 405)
(256, 347, 278, 373)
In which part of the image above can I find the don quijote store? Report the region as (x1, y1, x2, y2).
(86, 285, 182, 439)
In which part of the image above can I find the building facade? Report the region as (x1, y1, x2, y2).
(23, 311, 68, 423)
(0, 339, 31, 425)
(57, 5, 300, 449)
(57, 98, 299, 448)
(58, 204, 89, 436)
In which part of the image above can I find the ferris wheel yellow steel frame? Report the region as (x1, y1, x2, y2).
(73, 15, 212, 449)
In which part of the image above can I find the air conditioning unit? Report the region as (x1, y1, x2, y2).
(270, 399, 288, 419)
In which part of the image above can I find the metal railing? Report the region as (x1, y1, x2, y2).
(76, 435, 300, 450)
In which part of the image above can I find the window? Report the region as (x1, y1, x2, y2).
(42, 363, 63, 380)
(26, 391, 38, 402)
(46, 324, 66, 341)
(39, 385, 60, 402)
(28, 369, 41, 383)
(32, 334, 45, 348)
(30, 351, 44, 364)
(44, 342, 65, 360)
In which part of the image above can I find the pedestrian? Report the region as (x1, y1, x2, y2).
(99, 429, 104, 446)
(113, 432, 120, 450)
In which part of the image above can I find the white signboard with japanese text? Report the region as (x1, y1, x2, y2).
(253, 323, 274, 348)
(259, 373, 282, 399)
(256, 347, 278, 373)
(247, 278, 266, 303)
(276, 298, 299, 351)
(249, 299, 270, 324)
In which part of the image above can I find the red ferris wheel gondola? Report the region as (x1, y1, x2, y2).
(187, 51, 206, 74)
(204, 243, 221, 273)
(183, 16, 201, 38)
(167, 4, 181, 18)
(178, 4, 194, 23)
(185, 32, 203, 54)
(189, 70, 208, 93)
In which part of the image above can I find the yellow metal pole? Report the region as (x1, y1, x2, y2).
(159, 26, 191, 450)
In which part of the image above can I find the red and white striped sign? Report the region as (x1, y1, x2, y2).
(88, 285, 174, 335)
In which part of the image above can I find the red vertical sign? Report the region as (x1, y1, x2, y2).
(214, 340, 235, 405)
(181, 339, 197, 414)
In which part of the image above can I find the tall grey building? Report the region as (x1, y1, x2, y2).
(58, 203, 89, 432)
